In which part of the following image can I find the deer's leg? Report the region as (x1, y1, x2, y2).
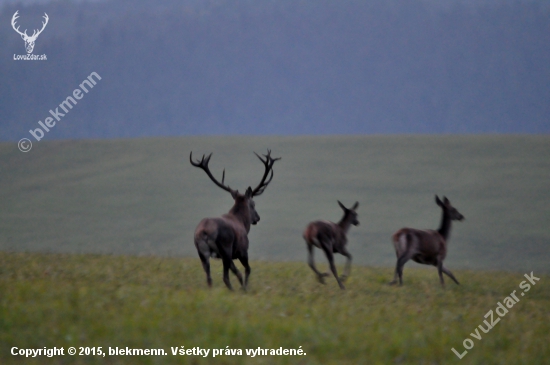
(195, 238, 213, 288)
(198, 252, 212, 287)
(229, 260, 244, 287)
(215, 237, 237, 291)
(340, 247, 352, 282)
(390, 256, 402, 285)
(442, 266, 460, 285)
(437, 257, 445, 287)
(397, 252, 411, 285)
(307, 243, 329, 284)
(221, 258, 233, 290)
(391, 251, 412, 286)
(217, 244, 235, 291)
(238, 254, 251, 290)
(323, 247, 345, 290)
(389, 250, 401, 285)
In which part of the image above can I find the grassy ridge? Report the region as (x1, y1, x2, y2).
(0, 251, 549, 364)
(1, 136, 549, 273)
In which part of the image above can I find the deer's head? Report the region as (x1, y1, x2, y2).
(436, 195, 464, 221)
(338, 201, 360, 226)
(230, 187, 261, 225)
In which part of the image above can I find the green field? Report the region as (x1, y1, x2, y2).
(1, 136, 549, 363)
(1, 136, 549, 271)
(0, 251, 548, 365)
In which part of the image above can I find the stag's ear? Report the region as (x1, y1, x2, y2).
(443, 196, 450, 205)
(231, 190, 240, 199)
(337, 200, 347, 211)
(435, 195, 443, 207)
(245, 186, 253, 198)
(351, 201, 359, 210)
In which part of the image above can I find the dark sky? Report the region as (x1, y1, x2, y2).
(1, 0, 549, 141)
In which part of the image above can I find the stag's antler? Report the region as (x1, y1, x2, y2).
(190, 152, 236, 194)
(251, 149, 281, 197)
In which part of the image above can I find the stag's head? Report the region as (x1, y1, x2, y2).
(233, 187, 261, 225)
(11, 11, 49, 54)
(338, 201, 360, 226)
(436, 195, 464, 222)
(190, 150, 280, 227)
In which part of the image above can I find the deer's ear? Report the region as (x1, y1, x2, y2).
(337, 200, 346, 211)
(245, 187, 253, 198)
(351, 201, 359, 210)
(443, 196, 450, 204)
(435, 195, 443, 207)
(231, 190, 240, 199)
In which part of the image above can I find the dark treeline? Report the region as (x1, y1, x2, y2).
(1, 0, 549, 140)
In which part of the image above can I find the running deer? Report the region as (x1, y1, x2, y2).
(303, 201, 359, 289)
(390, 195, 464, 287)
(190, 150, 280, 290)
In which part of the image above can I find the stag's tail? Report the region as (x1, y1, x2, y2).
(194, 219, 219, 258)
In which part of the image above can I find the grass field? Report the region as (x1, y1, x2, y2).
(0, 251, 549, 365)
(1, 136, 549, 363)
(1, 136, 549, 272)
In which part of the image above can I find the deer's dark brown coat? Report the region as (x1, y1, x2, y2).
(390, 195, 464, 287)
(191, 150, 280, 290)
(303, 201, 359, 289)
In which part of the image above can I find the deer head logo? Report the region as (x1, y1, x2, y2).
(11, 11, 49, 54)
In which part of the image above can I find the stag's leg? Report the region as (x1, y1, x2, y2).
(307, 243, 330, 284)
(217, 245, 235, 290)
(228, 260, 244, 287)
(390, 251, 412, 286)
(221, 258, 233, 290)
(323, 247, 345, 290)
(198, 252, 212, 287)
(215, 237, 238, 291)
(339, 248, 353, 282)
(238, 254, 251, 290)
(442, 266, 460, 285)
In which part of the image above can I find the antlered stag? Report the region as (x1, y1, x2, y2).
(303, 201, 359, 289)
(390, 195, 464, 287)
(190, 150, 280, 290)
